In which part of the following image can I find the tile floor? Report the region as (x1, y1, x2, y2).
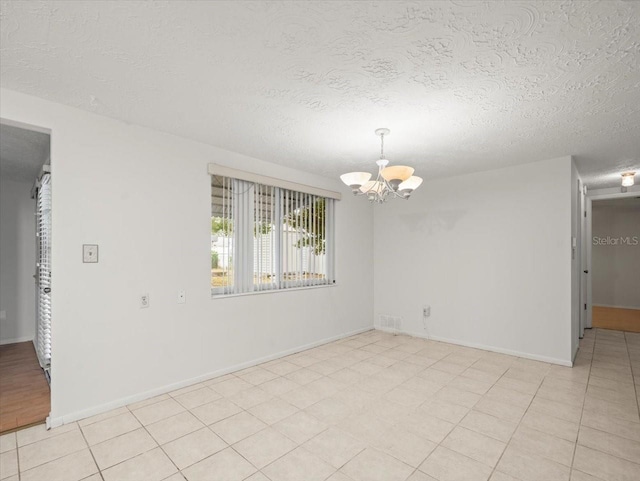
(1, 328, 639, 481)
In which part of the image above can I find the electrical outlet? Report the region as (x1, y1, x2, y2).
(178, 290, 186, 304)
(422, 305, 430, 331)
(140, 294, 150, 309)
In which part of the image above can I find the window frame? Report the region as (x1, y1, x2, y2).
(209, 165, 339, 298)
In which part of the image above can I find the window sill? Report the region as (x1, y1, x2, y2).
(211, 283, 336, 299)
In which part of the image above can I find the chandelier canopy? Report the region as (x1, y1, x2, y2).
(340, 128, 423, 203)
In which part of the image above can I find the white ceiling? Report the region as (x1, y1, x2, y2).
(0, 123, 50, 182)
(1, 1, 639, 189)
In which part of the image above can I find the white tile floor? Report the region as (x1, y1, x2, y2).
(2, 328, 640, 481)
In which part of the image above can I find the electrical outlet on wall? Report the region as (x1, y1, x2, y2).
(178, 290, 186, 304)
(422, 305, 430, 331)
(140, 294, 150, 309)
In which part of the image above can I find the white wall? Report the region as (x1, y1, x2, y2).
(0, 88, 374, 424)
(0, 178, 36, 344)
(592, 203, 640, 309)
(373, 156, 574, 365)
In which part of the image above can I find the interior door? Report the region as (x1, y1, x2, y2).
(35, 171, 52, 371)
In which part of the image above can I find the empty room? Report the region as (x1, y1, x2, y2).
(0, 1, 639, 481)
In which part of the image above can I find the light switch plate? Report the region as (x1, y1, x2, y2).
(83, 244, 99, 263)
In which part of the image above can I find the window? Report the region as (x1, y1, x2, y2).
(210, 167, 337, 296)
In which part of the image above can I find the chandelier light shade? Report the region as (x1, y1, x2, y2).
(621, 172, 635, 187)
(399, 175, 423, 194)
(381, 165, 415, 190)
(340, 128, 423, 203)
(340, 172, 372, 192)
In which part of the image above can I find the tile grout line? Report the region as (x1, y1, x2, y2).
(13, 427, 88, 477)
(16, 430, 22, 481)
(139, 398, 264, 479)
(125, 356, 340, 480)
(568, 331, 594, 480)
(573, 331, 640, 470)
(137, 406, 184, 481)
(247, 346, 394, 478)
(77, 423, 105, 481)
(393, 343, 520, 479)
(483, 356, 551, 481)
(87, 403, 169, 479)
(258, 337, 439, 479)
(624, 331, 640, 420)
(401, 348, 518, 480)
(238, 339, 391, 480)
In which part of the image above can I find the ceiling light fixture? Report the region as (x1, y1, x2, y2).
(621, 172, 635, 187)
(340, 128, 423, 203)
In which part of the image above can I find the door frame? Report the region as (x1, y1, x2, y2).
(0, 117, 53, 429)
(584, 186, 640, 330)
(578, 179, 586, 338)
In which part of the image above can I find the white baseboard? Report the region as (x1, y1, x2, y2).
(375, 326, 573, 367)
(48, 325, 373, 429)
(593, 304, 640, 311)
(0, 336, 34, 345)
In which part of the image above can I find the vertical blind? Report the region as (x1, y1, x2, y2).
(36, 173, 52, 368)
(211, 174, 336, 295)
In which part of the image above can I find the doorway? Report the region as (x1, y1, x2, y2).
(586, 193, 640, 333)
(0, 120, 52, 432)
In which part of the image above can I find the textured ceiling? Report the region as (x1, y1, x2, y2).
(1, 1, 639, 189)
(0, 123, 50, 182)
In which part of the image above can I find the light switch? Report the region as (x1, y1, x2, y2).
(83, 244, 99, 263)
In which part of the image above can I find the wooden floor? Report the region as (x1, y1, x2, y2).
(0, 341, 50, 433)
(593, 305, 640, 333)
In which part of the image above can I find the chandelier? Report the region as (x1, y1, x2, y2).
(340, 128, 423, 203)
